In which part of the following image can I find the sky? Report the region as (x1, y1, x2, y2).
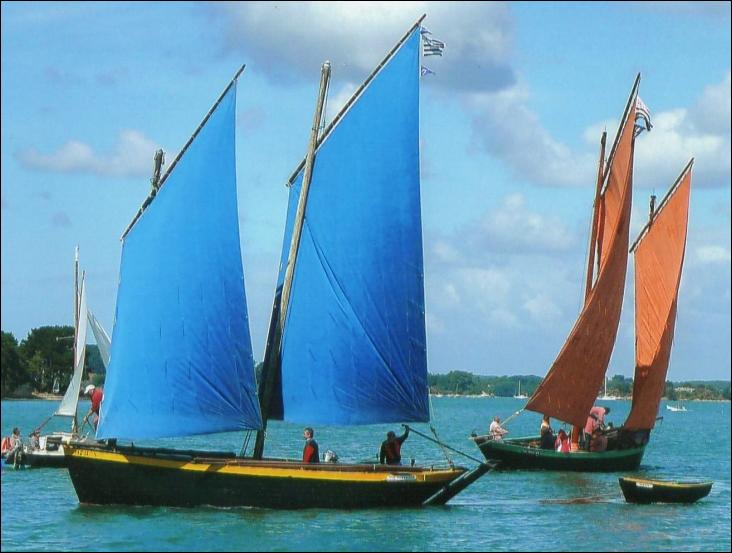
(1, 1, 730, 381)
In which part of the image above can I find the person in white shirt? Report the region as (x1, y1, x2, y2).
(489, 416, 508, 440)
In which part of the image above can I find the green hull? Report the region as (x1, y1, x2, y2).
(66, 443, 473, 509)
(619, 477, 713, 503)
(474, 435, 646, 472)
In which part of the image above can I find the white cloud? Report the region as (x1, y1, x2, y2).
(425, 312, 445, 334)
(465, 85, 597, 187)
(473, 193, 576, 254)
(16, 130, 159, 178)
(522, 293, 562, 324)
(688, 71, 731, 136)
(209, 2, 515, 92)
(326, 82, 358, 123)
(431, 238, 462, 264)
(696, 245, 731, 264)
(580, 72, 731, 191)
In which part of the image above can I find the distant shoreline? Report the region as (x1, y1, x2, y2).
(429, 394, 730, 402)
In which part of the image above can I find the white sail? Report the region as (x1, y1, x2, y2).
(56, 276, 87, 417)
(87, 309, 111, 369)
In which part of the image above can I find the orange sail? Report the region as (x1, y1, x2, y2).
(625, 161, 692, 430)
(526, 77, 640, 428)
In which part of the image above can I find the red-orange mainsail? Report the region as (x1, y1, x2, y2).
(624, 161, 693, 430)
(526, 75, 641, 428)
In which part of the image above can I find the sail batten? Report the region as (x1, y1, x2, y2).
(275, 28, 428, 425)
(98, 81, 262, 440)
(526, 83, 640, 428)
(625, 163, 692, 430)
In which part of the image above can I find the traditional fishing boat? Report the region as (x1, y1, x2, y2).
(474, 77, 694, 472)
(619, 476, 712, 504)
(24, 249, 110, 468)
(65, 16, 489, 508)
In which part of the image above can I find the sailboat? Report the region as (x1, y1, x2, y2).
(65, 17, 489, 508)
(474, 75, 691, 471)
(24, 248, 108, 468)
(666, 401, 688, 412)
(513, 380, 528, 399)
(598, 376, 619, 401)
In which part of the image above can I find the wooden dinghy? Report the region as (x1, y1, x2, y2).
(619, 476, 712, 504)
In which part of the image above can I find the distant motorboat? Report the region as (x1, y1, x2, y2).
(666, 401, 688, 412)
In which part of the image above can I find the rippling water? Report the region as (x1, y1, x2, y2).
(2, 398, 729, 551)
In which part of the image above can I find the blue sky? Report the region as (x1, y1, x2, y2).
(2, 1, 730, 380)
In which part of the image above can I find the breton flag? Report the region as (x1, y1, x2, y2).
(421, 27, 445, 56)
(421, 65, 435, 77)
(635, 96, 653, 132)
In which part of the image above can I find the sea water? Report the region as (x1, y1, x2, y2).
(2, 398, 729, 552)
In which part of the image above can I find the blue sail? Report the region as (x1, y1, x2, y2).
(97, 84, 263, 440)
(279, 28, 428, 425)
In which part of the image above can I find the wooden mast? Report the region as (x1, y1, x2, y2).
(572, 132, 606, 451)
(285, 14, 426, 187)
(253, 62, 331, 459)
(253, 15, 427, 459)
(584, 131, 607, 301)
(72, 246, 79, 433)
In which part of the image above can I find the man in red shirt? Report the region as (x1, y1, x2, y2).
(84, 384, 104, 429)
(302, 427, 319, 463)
(379, 426, 410, 465)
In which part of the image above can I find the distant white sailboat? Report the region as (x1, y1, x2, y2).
(23, 247, 111, 468)
(598, 376, 618, 400)
(513, 380, 528, 399)
(666, 400, 688, 412)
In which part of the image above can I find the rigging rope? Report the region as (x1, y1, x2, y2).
(405, 424, 487, 466)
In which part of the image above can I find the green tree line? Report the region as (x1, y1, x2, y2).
(427, 370, 730, 400)
(1, 327, 105, 397)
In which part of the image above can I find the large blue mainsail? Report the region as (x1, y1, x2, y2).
(97, 83, 263, 440)
(278, 28, 427, 425)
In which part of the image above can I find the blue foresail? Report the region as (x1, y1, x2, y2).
(279, 29, 428, 425)
(97, 83, 263, 440)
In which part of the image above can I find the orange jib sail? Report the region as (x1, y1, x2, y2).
(625, 162, 692, 430)
(526, 83, 640, 428)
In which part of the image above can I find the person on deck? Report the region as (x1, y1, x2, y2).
(84, 384, 104, 430)
(489, 416, 509, 440)
(379, 426, 410, 465)
(590, 428, 608, 452)
(302, 427, 319, 463)
(555, 429, 570, 453)
(539, 415, 555, 450)
(1, 427, 24, 466)
(28, 430, 40, 450)
(584, 406, 610, 450)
